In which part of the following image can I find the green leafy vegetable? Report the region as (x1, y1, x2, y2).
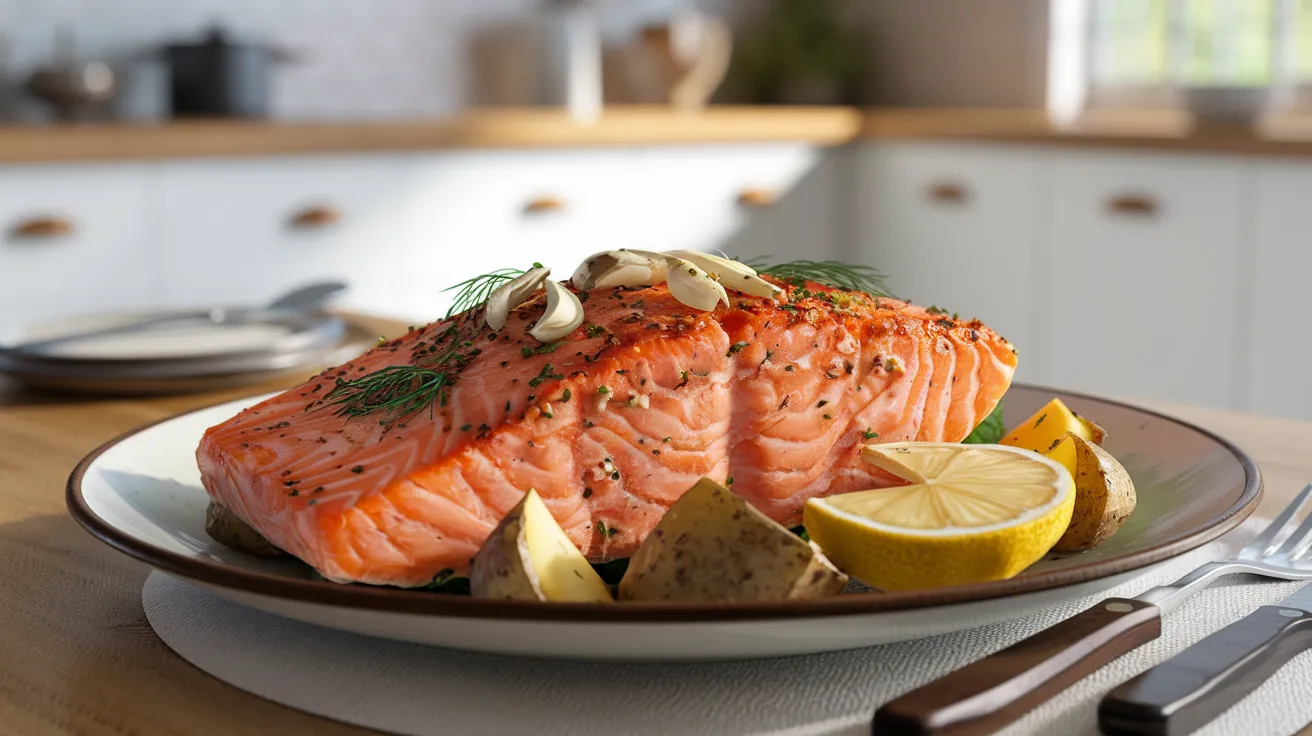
(962, 399, 1006, 445)
(591, 558, 630, 585)
(419, 568, 471, 594)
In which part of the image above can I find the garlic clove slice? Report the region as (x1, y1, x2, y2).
(667, 250, 782, 299)
(571, 250, 669, 290)
(530, 280, 586, 342)
(666, 257, 730, 312)
(485, 267, 551, 331)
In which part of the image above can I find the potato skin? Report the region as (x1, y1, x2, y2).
(619, 478, 848, 602)
(204, 501, 285, 557)
(469, 506, 543, 601)
(1053, 436, 1136, 552)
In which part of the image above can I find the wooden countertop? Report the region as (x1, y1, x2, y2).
(9, 106, 1312, 163)
(0, 311, 1308, 734)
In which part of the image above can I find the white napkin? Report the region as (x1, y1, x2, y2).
(142, 520, 1312, 736)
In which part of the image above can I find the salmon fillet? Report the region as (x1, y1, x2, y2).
(197, 278, 1017, 587)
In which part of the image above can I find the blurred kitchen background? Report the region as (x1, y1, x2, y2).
(5, 0, 1312, 420)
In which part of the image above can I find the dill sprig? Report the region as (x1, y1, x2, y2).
(442, 262, 543, 319)
(323, 365, 452, 420)
(745, 258, 892, 297)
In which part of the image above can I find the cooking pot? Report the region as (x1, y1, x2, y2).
(161, 27, 295, 118)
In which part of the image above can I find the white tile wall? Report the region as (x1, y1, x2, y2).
(0, 0, 741, 122)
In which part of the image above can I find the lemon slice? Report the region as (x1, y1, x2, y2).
(803, 443, 1074, 591)
(999, 398, 1106, 455)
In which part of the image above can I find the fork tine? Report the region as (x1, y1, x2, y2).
(1276, 506, 1312, 557)
(1244, 483, 1312, 557)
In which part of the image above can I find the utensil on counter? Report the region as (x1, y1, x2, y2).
(540, 0, 602, 124)
(157, 25, 296, 119)
(638, 10, 733, 111)
(22, 26, 119, 121)
(872, 485, 1312, 736)
(3, 281, 346, 355)
(1099, 580, 1312, 735)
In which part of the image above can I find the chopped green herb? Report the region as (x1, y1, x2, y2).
(459, 424, 472, 432)
(528, 363, 565, 387)
(863, 428, 879, 440)
(560, 388, 572, 403)
(727, 341, 750, 356)
(350, 465, 364, 474)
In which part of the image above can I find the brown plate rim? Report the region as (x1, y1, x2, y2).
(66, 383, 1263, 623)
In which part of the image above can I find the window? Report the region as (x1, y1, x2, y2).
(1085, 0, 1312, 88)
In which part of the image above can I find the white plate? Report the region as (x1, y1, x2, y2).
(68, 385, 1261, 661)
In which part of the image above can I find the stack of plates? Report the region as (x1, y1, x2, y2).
(0, 309, 374, 395)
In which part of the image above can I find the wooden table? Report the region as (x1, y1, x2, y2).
(2, 313, 1309, 734)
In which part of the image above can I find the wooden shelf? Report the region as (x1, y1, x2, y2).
(6, 106, 1312, 163)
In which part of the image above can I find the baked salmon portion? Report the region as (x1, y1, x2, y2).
(197, 279, 1017, 587)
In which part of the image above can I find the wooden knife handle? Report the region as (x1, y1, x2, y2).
(1099, 606, 1312, 736)
(873, 598, 1161, 736)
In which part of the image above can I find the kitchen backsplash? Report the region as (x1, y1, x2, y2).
(0, 0, 742, 121)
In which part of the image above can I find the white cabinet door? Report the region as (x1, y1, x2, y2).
(855, 142, 1047, 385)
(1046, 151, 1246, 409)
(1245, 161, 1312, 420)
(157, 155, 413, 317)
(399, 149, 638, 320)
(0, 163, 155, 329)
(634, 143, 839, 264)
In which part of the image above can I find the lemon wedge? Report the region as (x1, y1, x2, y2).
(803, 443, 1075, 591)
(999, 398, 1105, 455)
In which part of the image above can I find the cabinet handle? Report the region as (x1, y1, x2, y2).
(736, 187, 778, 209)
(9, 215, 74, 240)
(288, 205, 343, 230)
(1107, 194, 1159, 216)
(523, 196, 567, 216)
(927, 182, 969, 204)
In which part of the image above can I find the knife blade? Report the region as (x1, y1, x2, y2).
(1099, 581, 1312, 736)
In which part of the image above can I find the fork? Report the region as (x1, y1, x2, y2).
(872, 483, 1312, 736)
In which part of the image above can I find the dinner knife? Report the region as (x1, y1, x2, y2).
(1099, 581, 1312, 736)
(872, 485, 1312, 736)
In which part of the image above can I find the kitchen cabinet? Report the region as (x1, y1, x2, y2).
(399, 149, 638, 319)
(0, 163, 156, 330)
(1045, 151, 1246, 410)
(855, 142, 1048, 385)
(634, 143, 839, 263)
(1245, 161, 1312, 420)
(156, 155, 413, 317)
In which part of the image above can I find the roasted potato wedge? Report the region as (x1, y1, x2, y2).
(619, 478, 848, 602)
(470, 489, 613, 603)
(1049, 433, 1137, 552)
(205, 501, 285, 557)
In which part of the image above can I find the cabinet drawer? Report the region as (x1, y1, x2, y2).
(399, 149, 638, 319)
(1246, 161, 1312, 419)
(0, 164, 154, 328)
(1046, 152, 1245, 409)
(634, 143, 836, 263)
(156, 155, 411, 317)
(857, 142, 1047, 384)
